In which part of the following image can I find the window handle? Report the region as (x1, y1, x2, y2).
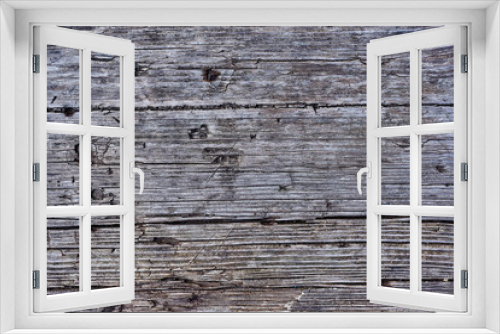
(129, 161, 145, 195)
(357, 162, 372, 195)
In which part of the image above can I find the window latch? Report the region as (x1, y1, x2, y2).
(129, 161, 145, 195)
(357, 162, 372, 195)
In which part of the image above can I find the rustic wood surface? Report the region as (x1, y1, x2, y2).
(45, 26, 455, 312)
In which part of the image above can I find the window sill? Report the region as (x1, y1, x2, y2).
(4, 329, 498, 334)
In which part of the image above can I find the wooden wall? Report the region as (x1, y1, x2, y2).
(45, 26, 455, 312)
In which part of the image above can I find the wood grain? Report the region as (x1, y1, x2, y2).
(45, 26, 454, 312)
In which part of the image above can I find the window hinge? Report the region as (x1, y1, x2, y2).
(32, 270, 40, 289)
(33, 163, 40, 182)
(461, 54, 468, 73)
(33, 54, 40, 73)
(461, 270, 468, 289)
(461, 162, 468, 182)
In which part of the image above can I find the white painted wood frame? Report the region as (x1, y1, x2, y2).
(366, 26, 467, 312)
(6, 4, 491, 333)
(32, 26, 136, 313)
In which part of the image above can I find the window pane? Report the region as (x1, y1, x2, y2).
(381, 137, 410, 205)
(421, 216, 454, 295)
(91, 52, 121, 127)
(47, 133, 80, 206)
(421, 133, 454, 206)
(421, 46, 454, 124)
(91, 137, 121, 205)
(47, 217, 80, 295)
(380, 52, 410, 127)
(381, 216, 410, 290)
(47, 45, 80, 124)
(91, 216, 121, 290)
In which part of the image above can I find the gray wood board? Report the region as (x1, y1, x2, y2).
(45, 26, 454, 312)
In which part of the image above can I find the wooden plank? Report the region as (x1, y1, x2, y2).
(44, 26, 453, 312)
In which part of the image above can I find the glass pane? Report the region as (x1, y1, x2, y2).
(91, 216, 121, 290)
(91, 52, 121, 127)
(91, 137, 121, 205)
(381, 216, 410, 290)
(380, 52, 410, 127)
(381, 137, 410, 205)
(421, 133, 454, 206)
(421, 216, 454, 294)
(47, 133, 80, 206)
(47, 45, 80, 124)
(421, 46, 454, 124)
(47, 217, 80, 295)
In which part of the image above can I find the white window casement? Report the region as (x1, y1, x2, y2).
(33, 25, 138, 312)
(1, 1, 500, 334)
(364, 26, 468, 312)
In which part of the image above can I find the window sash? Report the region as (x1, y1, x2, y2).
(366, 26, 468, 312)
(32, 25, 136, 313)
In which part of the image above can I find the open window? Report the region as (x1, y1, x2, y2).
(31, 24, 467, 315)
(362, 26, 467, 312)
(32, 26, 139, 312)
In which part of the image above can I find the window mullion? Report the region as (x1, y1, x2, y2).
(82, 48, 91, 211)
(81, 48, 92, 293)
(409, 47, 421, 294)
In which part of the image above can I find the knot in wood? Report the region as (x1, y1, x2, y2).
(202, 68, 221, 82)
(188, 124, 209, 139)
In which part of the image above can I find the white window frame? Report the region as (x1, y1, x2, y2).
(1, 1, 498, 333)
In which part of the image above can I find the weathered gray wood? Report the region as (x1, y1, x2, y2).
(44, 26, 454, 312)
